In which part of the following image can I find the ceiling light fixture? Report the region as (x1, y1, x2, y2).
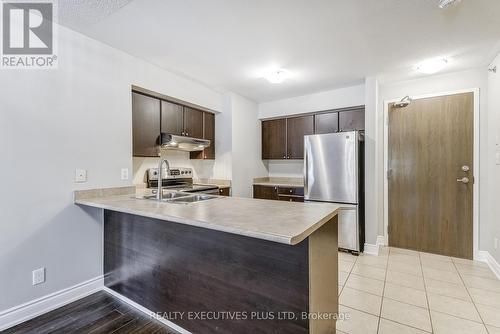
(265, 69, 289, 84)
(416, 58, 448, 74)
(438, 0, 461, 9)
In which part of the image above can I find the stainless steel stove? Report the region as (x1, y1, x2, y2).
(147, 167, 219, 194)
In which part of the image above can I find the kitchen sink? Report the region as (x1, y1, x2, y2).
(138, 191, 218, 203)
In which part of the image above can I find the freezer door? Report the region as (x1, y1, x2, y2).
(338, 207, 359, 252)
(304, 132, 359, 203)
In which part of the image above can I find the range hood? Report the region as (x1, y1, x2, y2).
(160, 133, 210, 152)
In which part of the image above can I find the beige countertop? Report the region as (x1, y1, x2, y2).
(253, 177, 304, 187)
(74, 187, 339, 245)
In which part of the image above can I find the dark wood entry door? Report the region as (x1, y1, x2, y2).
(388, 92, 473, 259)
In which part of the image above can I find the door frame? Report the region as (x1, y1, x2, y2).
(383, 88, 480, 259)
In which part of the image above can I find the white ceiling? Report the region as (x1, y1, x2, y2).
(58, 0, 500, 102)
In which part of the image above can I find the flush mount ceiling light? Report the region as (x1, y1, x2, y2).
(264, 69, 289, 84)
(438, 0, 461, 9)
(416, 58, 448, 74)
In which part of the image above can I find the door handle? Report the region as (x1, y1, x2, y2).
(457, 177, 469, 184)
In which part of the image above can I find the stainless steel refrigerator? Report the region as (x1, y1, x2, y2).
(304, 131, 365, 253)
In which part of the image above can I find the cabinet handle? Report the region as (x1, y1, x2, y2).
(283, 155, 286, 159)
(289, 190, 292, 193)
(181, 132, 185, 136)
(204, 155, 207, 159)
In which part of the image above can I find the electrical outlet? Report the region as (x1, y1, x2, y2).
(75, 169, 87, 183)
(32, 267, 45, 286)
(495, 237, 498, 250)
(121, 168, 129, 180)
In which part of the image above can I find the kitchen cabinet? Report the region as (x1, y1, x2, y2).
(161, 100, 184, 136)
(314, 112, 339, 134)
(286, 116, 314, 159)
(262, 119, 287, 159)
(253, 185, 279, 200)
(253, 184, 304, 202)
(132, 92, 161, 157)
(218, 187, 230, 196)
(339, 108, 365, 131)
(190, 112, 215, 160)
(184, 107, 204, 138)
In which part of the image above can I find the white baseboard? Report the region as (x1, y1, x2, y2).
(477, 251, 500, 280)
(103, 287, 190, 334)
(0, 276, 103, 331)
(364, 235, 387, 256)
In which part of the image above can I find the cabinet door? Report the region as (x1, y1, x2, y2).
(184, 107, 204, 138)
(314, 112, 338, 134)
(132, 92, 161, 157)
(218, 187, 230, 196)
(161, 100, 184, 136)
(190, 112, 215, 160)
(262, 119, 287, 159)
(286, 116, 314, 159)
(339, 109, 365, 131)
(253, 185, 278, 200)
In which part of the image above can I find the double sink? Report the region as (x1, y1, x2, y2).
(140, 190, 218, 204)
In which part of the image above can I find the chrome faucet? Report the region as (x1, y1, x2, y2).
(157, 158, 170, 200)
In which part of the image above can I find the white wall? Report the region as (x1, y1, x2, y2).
(231, 94, 268, 197)
(378, 68, 491, 258)
(486, 55, 500, 263)
(0, 23, 222, 312)
(258, 84, 365, 119)
(259, 84, 367, 179)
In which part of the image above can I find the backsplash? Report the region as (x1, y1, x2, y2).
(265, 160, 304, 178)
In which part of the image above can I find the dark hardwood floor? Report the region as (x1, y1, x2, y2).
(2, 291, 179, 334)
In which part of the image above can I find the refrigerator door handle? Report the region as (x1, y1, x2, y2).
(304, 138, 309, 198)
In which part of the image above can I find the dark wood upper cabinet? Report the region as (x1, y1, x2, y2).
(161, 100, 184, 136)
(262, 119, 287, 159)
(286, 116, 314, 159)
(190, 112, 215, 160)
(339, 109, 365, 131)
(184, 107, 204, 138)
(314, 112, 339, 134)
(132, 92, 161, 157)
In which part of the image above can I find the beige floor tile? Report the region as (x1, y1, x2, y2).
(420, 252, 452, 263)
(339, 259, 355, 273)
(430, 310, 488, 334)
(452, 257, 489, 268)
(461, 274, 500, 293)
(390, 247, 420, 257)
(378, 318, 430, 334)
(486, 325, 500, 334)
(388, 261, 423, 276)
(339, 251, 358, 263)
(351, 263, 386, 281)
(421, 258, 457, 272)
(356, 254, 388, 268)
(339, 287, 382, 316)
(422, 267, 462, 284)
(386, 270, 425, 291)
(381, 298, 432, 332)
(389, 254, 422, 266)
(345, 274, 385, 296)
(379, 247, 390, 256)
(339, 270, 349, 286)
(455, 263, 498, 279)
(427, 293, 482, 323)
(468, 287, 500, 308)
(424, 278, 471, 301)
(336, 305, 379, 334)
(475, 303, 500, 328)
(384, 282, 428, 308)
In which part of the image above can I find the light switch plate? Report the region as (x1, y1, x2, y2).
(32, 267, 45, 285)
(121, 168, 129, 180)
(75, 169, 87, 183)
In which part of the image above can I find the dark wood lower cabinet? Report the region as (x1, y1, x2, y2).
(218, 187, 230, 196)
(253, 185, 304, 202)
(104, 210, 316, 334)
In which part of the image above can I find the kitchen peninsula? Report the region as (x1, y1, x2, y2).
(75, 187, 340, 334)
